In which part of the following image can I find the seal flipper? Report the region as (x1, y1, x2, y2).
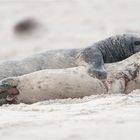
(78, 47, 107, 79)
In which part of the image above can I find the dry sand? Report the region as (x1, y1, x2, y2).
(0, 0, 140, 140)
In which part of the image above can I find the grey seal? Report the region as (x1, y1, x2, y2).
(0, 67, 106, 104)
(0, 34, 139, 81)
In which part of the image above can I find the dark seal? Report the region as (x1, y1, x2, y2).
(0, 34, 139, 81)
(78, 34, 140, 78)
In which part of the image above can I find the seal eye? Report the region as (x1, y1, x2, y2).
(134, 41, 140, 45)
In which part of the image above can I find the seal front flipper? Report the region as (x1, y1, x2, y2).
(77, 47, 107, 79)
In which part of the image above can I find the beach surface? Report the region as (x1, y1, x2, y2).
(0, 0, 140, 140)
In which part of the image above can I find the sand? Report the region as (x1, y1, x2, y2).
(0, 0, 140, 140)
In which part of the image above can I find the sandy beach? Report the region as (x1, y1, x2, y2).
(0, 0, 140, 139)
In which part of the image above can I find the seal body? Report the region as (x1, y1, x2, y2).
(0, 34, 139, 80)
(0, 67, 106, 104)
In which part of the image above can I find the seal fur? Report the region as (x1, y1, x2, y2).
(0, 34, 139, 80)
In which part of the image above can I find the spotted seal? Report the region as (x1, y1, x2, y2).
(0, 34, 139, 81)
(0, 67, 106, 104)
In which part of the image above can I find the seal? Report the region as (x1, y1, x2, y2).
(0, 52, 139, 104)
(0, 67, 106, 104)
(0, 34, 139, 81)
